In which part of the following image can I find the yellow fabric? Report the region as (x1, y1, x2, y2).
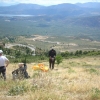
(32, 63, 49, 72)
(32, 65, 40, 70)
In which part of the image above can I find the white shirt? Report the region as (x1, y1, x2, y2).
(0, 55, 9, 67)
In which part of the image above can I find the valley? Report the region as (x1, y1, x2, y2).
(4, 35, 100, 53)
(0, 3, 100, 100)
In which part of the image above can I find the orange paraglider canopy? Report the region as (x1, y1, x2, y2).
(32, 63, 49, 72)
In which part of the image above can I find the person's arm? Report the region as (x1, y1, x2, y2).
(49, 50, 51, 58)
(54, 50, 56, 58)
(5, 60, 9, 67)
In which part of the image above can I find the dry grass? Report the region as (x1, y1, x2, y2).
(0, 56, 100, 100)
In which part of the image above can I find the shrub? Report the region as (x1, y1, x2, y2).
(56, 55, 63, 65)
(7, 82, 29, 96)
(91, 88, 100, 100)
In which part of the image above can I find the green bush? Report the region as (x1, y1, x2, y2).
(56, 55, 63, 65)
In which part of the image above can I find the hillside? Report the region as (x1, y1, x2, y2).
(0, 2, 100, 50)
(0, 2, 100, 16)
(0, 15, 100, 41)
(0, 56, 100, 100)
(0, 2, 100, 40)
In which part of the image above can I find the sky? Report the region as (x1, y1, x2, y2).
(0, 0, 100, 6)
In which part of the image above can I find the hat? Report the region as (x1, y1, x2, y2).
(0, 50, 3, 54)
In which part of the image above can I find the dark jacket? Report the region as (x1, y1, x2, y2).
(49, 49, 56, 58)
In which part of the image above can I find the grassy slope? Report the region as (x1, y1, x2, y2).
(0, 56, 100, 100)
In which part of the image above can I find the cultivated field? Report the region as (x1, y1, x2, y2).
(0, 56, 100, 100)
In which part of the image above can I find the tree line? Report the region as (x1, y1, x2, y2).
(0, 45, 100, 63)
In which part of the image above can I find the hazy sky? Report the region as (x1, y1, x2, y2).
(0, 0, 99, 6)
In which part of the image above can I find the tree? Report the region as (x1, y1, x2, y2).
(56, 55, 63, 66)
(61, 51, 69, 57)
(15, 50, 21, 58)
(78, 50, 82, 55)
(83, 51, 88, 55)
(75, 50, 79, 56)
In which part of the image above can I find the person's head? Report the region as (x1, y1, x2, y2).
(0, 50, 3, 55)
(51, 49, 54, 50)
(18, 63, 24, 67)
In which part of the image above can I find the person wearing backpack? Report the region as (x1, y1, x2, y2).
(0, 50, 9, 80)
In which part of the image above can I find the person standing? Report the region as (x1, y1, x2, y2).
(49, 48, 56, 69)
(0, 50, 9, 80)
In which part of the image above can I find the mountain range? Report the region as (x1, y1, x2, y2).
(0, 2, 100, 17)
(0, 2, 100, 41)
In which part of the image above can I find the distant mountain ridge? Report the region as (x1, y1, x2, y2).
(76, 2, 100, 8)
(0, 2, 100, 38)
(0, 2, 100, 17)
